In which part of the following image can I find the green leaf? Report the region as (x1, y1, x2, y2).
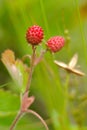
(0, 90, 20, 112)
(0, 90, 20, 126)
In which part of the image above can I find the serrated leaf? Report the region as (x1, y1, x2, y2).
(1, 49, 29, 93)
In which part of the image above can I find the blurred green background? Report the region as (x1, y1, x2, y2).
(0, 0, 87, 130)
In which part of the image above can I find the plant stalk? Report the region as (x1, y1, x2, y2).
(25, 45, 36, 93)
(26, 109, 49, 130)
(9, 111, 23, 130)
(9, 46, 49, 130)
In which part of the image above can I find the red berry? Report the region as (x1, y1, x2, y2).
(47, 36, 65, 52)
(26, 25, 44, 45)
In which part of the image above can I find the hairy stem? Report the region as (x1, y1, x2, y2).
(9, 46, 36, 130)
(9, 46, 48, 130)
(9, 111, 23, 130)
(26, 109, 49, 130)
(25, 46, 36, 92)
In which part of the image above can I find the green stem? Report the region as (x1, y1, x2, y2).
(64, 73, 70, 115)
(40, 0, 50, 36)
(75, 0, 87, 64)
(63, 73, 70, 130)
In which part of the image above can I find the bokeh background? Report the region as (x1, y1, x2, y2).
(0, 0, 87, 130)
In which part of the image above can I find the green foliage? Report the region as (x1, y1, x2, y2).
(0, 0, 87, 130)
(0, 90, 19, 125)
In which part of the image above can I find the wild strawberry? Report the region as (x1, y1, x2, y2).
(26, 25, 44, 45)
(46, 36, 65, 52)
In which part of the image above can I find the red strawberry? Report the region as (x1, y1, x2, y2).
(47, 36, 65, 52)
(26, 25, 44, 45)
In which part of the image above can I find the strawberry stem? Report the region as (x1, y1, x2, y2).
(9, 111, 23, 130)
(9, 45, 49, 130)
(26, 109, 49, 130)
(25, 45, 36, 93)
(34, 49, 47, 66)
